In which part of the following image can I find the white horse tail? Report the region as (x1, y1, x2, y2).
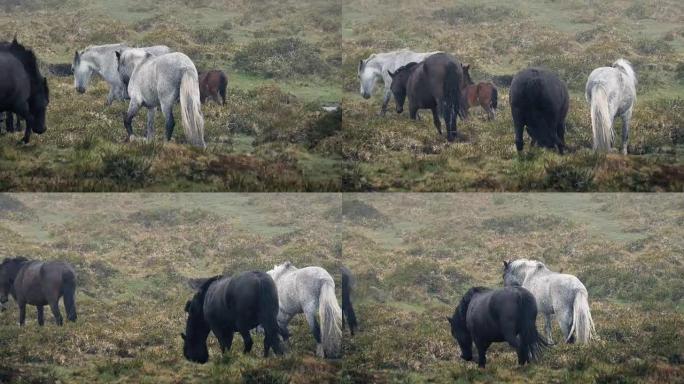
(179, 68, 206, 148)
(319, 280, 342, 358)
(590, 84, 613, 151)
(568, 288, 596, 344)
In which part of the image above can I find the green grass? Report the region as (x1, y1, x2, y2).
(0, 193, 682, 383)
(341, 0, 684, 191)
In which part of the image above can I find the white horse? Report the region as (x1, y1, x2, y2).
(503, 259, 596, 344)
(267, 262, 342, 358)
(72, 44, 171, 105)
(585, 59, 637, 154)
(358, 49, 441, 115)
(116, 50, 205, 148)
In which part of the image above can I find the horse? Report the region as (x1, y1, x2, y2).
(461, 64, 498, 120)
(447, 286, 547, 368)
(116, 50, 206, 147)
(388, 53, 464, 142)
(181, 271, 284, 364)
(0, 257, 77, 326)
(267, 262, 355, 358)
(509, 67, 569, 154)
(199, 70, 228, 105)
(358, 49, 441, 115)
(503, 259, 596, 344)
(72, 43, 171, 104)
(585, 59, 637, 155)
(0, 38, 49, 144)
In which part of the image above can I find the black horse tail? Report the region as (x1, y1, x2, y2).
(258, 274, 284, 355)
(340, 266, 358, 335)
(219, 72, 228, 106)
(518, 291, 548, 362)
(62, 268, 78, 322)
(442, 61, 461, 141)
(491, 86, 498, 110)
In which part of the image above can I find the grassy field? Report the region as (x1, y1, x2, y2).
(0, 0, 344, 191)
(0, 193, 682, 383)
(342, 0, 684, 191)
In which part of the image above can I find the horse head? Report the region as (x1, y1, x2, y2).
(388, 62, 417, 114)
(461, 63, 474, 86)
(358, 57, 378, 99)
(0, 257, 27, 306)
(72, 49, 93, 94)
(182, 276, 219, 364)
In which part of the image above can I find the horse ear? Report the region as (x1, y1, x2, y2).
(184, 301, 191, 312)
(503, 260, 509, 269)
(74, 51, 80, 63)
(358, 59, 364, 72)
(180, 333, 186, 340)
(11, 33, 17, 45)
(446, 316, 452, 323)
(387, 70, 395, 78)
(463, 63, 470, 70)
(115, 51, 121, 61)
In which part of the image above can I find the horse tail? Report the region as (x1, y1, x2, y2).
(62, 268, 77, 322)
(257, 275, 284, 355)
(219, 72, 228, 105)
(518, 291, 548, 362)
(567, 288, 596, 344)
(442, 61, 461, 138)
(340, 266, 358, 335)
(589, 84, 613, 152)
(491, 85, 498, 110)
(319, 280, 342, 358)
(179, 68, 207, 148)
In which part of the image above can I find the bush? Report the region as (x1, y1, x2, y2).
(233, 38, 330, 79)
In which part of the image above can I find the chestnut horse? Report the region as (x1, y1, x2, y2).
(199, 70, 228, 105)
(461, 64, 498, 120)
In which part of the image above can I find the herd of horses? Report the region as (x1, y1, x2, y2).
(1, 256, 596, 368)
(358, 48, 637, 154)
(0, 38, 228, 147)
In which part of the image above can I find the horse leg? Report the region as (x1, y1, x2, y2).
(18, 300, 26, 326)
(621, 109, 632, 155)
(277, 311, 294, 344)
(49, 300, 64, 326)
(37, 305, 44, 326)
(544, 313, 554, 345)
(512, 107, 525, 152)
(474, 339, 490, 368)
(431, 107, 442, 136)
(106, 86, 116, 106)
(304, 306, 323, 357)
(216, 329, 234, 353)
(6, 113, 15, 133)
(13, 102, 32, 144)
(124, 99, 142, 142)
(380, 88, 391, 116)
(145, 107, 156, 141)
(501, 323, 525, 365)
(557, 309, 574, 344)
(239, 330, 253, 354)
(161, 103, 175, 142)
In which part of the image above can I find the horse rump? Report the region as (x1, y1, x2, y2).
(340, 266, 358, 335)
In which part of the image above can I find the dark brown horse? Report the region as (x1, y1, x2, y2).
(199, 70, 228, 105)
(461, 64, 498, 120)
(0, 257, 77, 326)
(388, 53, 464, 142)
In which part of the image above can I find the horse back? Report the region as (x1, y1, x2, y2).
(0, 52, 31, 105)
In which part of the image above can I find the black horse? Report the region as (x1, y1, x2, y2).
(447, 286, 547, 368)
(0, 38, 49, 144)
(182, 271, 284, 363)
(340, 266, 358, 336)
(509, 67, 569, 154)
(388, 53, 464, 142)
(0, 257, 78, 326)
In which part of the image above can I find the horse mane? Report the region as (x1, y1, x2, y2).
(395, 62, 419, 74)
(1, 256, 29, 266)
(455, 286, 491, 323)
(0, 40, 41, 81)
(612, 59, 637, 85)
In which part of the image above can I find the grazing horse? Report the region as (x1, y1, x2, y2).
(585, 59, 637, 154)
(503, 259, 596, 344)
(199, 70, 228, 105)
(448, 286, 547, 368)
(182, 271, 284, 364)
(461, 64, 498, 120)
(358, 49, 441, 115)
(267, 262, 354, 358)
(116, 50, 206, 147)
(0, 257, 77, 326)
(72, 43, 171, 104)
(388, 53, 464, 141)
(0, 38, 49, 144)
(509, 67, 569, 154)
